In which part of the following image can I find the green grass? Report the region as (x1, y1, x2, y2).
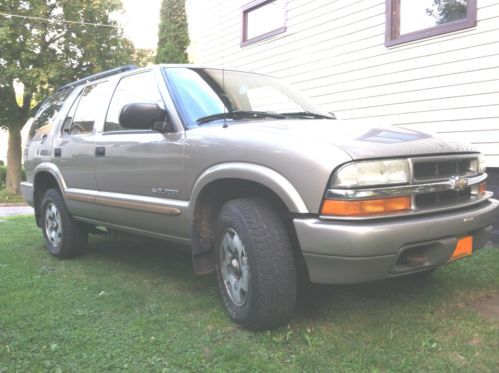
(0, 189, 24, 204)
(1, 216, 498, 372)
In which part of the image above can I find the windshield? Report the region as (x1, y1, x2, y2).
(163, 67, 330, 128)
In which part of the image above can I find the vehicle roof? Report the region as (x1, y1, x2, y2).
(56, 64, 270, 93)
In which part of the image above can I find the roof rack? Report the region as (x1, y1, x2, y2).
(57, 65, 138, 91)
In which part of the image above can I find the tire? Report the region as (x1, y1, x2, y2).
(40, 188, 88, 259)
(215, 197, 297, 330)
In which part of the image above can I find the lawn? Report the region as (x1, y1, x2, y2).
(1, 216, 498, 372)
(0, 190, 24, 204)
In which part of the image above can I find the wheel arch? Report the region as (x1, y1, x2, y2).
(189, 163, 308, 275)
(32, 163, 67, 227)
(189, 163, 309, 217)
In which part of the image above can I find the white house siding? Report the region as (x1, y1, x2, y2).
(186, 0, 499, 167)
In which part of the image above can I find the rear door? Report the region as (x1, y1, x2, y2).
(94, 70, 188, 240)
(24, 88, 74, 177)
(53, 81, 113, 220)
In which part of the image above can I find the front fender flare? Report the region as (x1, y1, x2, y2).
(189, 162, 309, 216)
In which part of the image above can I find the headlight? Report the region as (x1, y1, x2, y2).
(470, 154, 486, 174)
(333, 159, 410, 188)
(478, 154, 486, 173)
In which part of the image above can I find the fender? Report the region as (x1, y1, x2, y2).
(188, 162, 310, 218)
(33, 162, 68, 193)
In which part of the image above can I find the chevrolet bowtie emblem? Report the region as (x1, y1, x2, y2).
(450, 176, 468, 191)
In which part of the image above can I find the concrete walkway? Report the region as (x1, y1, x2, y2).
(0, 205, 34, 217)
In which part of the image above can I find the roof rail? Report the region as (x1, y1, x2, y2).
(58, 65, 138, 91)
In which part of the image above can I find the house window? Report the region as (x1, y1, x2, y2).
(242, 0, 286, 46)
(386, 0, 477, 46)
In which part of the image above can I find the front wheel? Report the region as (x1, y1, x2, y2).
(40, 188, 88, 259)
(216, 197, 297, 330)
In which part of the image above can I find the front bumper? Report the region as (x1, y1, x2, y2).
(294, 199, 499, 284)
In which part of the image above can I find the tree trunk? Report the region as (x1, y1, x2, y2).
(5, 127, 22, 194)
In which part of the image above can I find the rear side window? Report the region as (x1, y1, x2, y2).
(28, 88, 72, 141)
(63, 81, 110, 136)
(104, 72, 164, 132)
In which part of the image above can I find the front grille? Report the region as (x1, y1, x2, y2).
(415, 187, 472, 209)
(413, 158, 475, 180)
(411, 155, 480, 211)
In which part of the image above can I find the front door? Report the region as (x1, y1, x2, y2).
(94, 70, 188, 240)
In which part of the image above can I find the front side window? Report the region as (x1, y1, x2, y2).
(28, 88, 72, 141)
(104, 72, 164, 132)
(242, 0, 286, 46)
(164, 67, 329, 128)
(386, 0, 477, 46)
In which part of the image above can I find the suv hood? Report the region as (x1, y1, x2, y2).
(235, 119, 477, 159)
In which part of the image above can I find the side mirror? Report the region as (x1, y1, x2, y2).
(119, 103, 174, 132)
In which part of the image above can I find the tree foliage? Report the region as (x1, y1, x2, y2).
(133, 48, 156, 67)
(426, 0, 467, 24)
(155, 0, 189, 64)
(0, 0, 134, 192)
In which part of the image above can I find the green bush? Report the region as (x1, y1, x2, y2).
(0, 166, 26, 190)
(0, 166, 6, 190)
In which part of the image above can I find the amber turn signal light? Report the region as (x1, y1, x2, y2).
(321, 196, 411, 217)
(479, 182, 487, 194)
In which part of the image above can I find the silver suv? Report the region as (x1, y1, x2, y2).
(21, 65, 499, 330)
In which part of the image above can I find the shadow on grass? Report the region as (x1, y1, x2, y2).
(79, 233, 497, 325)
(83, 234, 217, 294)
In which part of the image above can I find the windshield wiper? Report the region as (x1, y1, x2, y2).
(196, 110, 286, 125)
(281, 112, 336, 119)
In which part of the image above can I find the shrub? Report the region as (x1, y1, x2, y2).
(0, 166, 26, 190)
(0, 166, 6, 189)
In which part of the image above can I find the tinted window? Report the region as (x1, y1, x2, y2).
(165, 67, 320, 128)
(68, 82, 110, 135)
(28, 88, 72, 141)
(104, 72, 164, 132)
(61, 90, 81, 135)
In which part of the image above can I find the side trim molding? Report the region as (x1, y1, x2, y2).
(65, 188, 186, 216)
(65, 189, 96, 204)
(95, 195, 181, 216)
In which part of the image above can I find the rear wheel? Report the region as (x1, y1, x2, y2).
(40, 188, 88, 259)
(216, 197, 297, 330)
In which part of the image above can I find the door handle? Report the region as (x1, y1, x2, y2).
(54, 148, 62, 158)
(95, 146, 106, 157)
